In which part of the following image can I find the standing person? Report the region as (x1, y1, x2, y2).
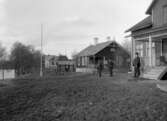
(133, 52, 141, 78)
(97, 60, 103, 78)
(108, 59, 114, 77)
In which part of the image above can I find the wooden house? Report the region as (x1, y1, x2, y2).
(126, 0, 167, 80)
(76, 41, 130, 73)
(44, 55, 58, 69)
(44, 55, 75, 73)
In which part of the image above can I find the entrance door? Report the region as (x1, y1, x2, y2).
(162, 39, 167, 62)
(155, 41, 162, 66)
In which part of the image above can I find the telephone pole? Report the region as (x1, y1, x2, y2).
(40, 24, 43, 77)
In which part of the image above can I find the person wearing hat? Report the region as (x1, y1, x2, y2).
(97, 60, 103, 78)
(108, 59, 114, 77)
(133, 52, 141, 78)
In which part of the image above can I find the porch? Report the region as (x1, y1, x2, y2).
(132, 32, 167, 68)
(132, 29, 167, 80)
(76, 55, 109, 73)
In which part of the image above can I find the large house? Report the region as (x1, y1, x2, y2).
(126, 0, 167, 80)
(76, 40, 130, 73)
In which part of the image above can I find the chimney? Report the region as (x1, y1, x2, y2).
(94, 37, 98, 45)
(107, 36, 111, 41)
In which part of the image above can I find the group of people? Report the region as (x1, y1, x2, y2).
(96, 52, 142, 78)
(96, 59, 114, 78)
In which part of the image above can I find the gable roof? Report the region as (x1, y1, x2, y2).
(146, 0, 157, 14)
(45, 55, 58, 61)
(77, 41, 113, 57)
(58, 55, 68, 61)
(77, 41, 130, 57)
(125, 16, 152, 32)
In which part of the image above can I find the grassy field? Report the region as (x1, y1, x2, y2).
(0, 73, 167, 121)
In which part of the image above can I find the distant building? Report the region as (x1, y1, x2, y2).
(0, 61, 15, 80)
(76, 41, 130, 73)
(57, 55, 68, 61)
(44, 55, 75, 73)
(57, 60, 75, 73)
(0, 69, 15, 80)
(44, 55, 58, 69)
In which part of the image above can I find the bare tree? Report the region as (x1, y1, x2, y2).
(0, 43, 6, 59)
(10, 42, 41, 76)
(121, 39, 131, 53)
(71, 50, 78, 60)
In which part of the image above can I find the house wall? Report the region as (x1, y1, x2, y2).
(96, 43, 130, 69)
(76, 43, 130, 72)
(78, 57, 82, 67)
(152, 0, 167, 27)
(45, 57, 51, 68)
(76, 56, 91, 67)
(44, 55, 58, 69)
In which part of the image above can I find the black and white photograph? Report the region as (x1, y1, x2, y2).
(0, 0, 167, 121)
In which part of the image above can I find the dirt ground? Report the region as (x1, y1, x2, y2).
(0, 72, 167, 121)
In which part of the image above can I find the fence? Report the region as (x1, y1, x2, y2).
(0, 69, 15, 80)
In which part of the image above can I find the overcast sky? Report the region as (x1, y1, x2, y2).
(0, 0, 152, 57)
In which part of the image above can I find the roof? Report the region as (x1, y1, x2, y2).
(146, 0, 157, 14)
(45, 55, 58, 61)
(58, 55, 68, 61)
(77, 41, 130, 57)
(126, 16, 152, 32)
(77, 41, 113, 57)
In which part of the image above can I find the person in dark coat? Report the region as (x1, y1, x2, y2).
(108, 59, 114, 77)
(133, 52, 141, 78)
(97, 60, 103, 78)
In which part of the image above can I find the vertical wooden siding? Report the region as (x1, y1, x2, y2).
(152, 0, 167, 27)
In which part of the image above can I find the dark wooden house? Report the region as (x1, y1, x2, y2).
(76, 41, 130, 73)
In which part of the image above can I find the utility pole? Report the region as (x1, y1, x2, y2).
(1, 59, 4, 81)
(40, 24, 43, 77)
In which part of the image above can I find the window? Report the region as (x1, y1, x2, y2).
(136, 44, 143, 57)
(163, 6, 167, 24)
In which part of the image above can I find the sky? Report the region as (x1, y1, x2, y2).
(0, 0, 152, 58)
